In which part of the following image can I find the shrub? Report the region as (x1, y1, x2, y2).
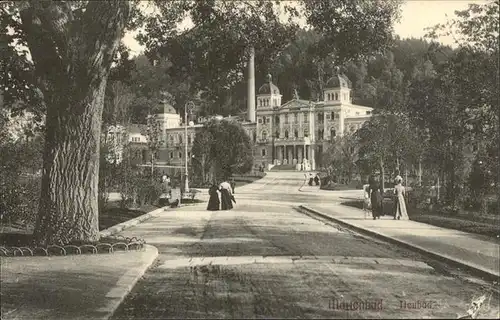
(0, 176, 41, 227)
(0, 129, 43, 227)
(137, 179, 163, 206)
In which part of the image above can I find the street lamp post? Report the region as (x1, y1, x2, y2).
(184, 101, 195, 193)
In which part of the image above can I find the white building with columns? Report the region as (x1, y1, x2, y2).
(253, 73, 373, 171)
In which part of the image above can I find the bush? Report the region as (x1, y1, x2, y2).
(437, 204, 461, 216)
(137, 179, 163, 206)
(487, 200, 498, 215)
(0, 129, 44, 227)
(0, 176, 41, 227)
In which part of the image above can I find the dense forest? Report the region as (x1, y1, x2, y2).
(108, 31, 451, 122)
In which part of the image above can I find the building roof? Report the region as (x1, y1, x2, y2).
(258, 74, 280, 95)
(162, 102, 177, 114)
(325, 73, 352, 89)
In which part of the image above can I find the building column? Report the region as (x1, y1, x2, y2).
(339, 108, 344, 136)
(311, 145, 316, 170)
(247, 46, 256, 122)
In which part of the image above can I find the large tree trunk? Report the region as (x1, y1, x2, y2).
(22, 1, 131, 245)
(35, 81, 107, 244)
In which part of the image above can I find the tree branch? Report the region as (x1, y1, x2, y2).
(71, 1, 131, 89)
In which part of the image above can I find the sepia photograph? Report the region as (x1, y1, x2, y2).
(0, 0, 498, 319)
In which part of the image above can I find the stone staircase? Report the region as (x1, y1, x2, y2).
(271, 164, 296, 171)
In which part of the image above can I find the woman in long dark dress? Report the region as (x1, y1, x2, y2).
(219, 180, 234, 210)
(368, 175, 384, 220)
(207, 184, 220, 211)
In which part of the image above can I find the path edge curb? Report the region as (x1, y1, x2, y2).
(100, 207, 168, 238)
(98, 244, 159, 320)
(297, 205, 500, 282)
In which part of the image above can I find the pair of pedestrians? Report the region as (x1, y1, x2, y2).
(366, 175, 408, 220)
(207, 180, 236, 211)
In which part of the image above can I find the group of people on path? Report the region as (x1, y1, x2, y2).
(207, 179, 236, 211)
(365, 174, 409, 220)
(308, 173, 321, 186)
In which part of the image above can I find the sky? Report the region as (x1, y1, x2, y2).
(122, 0, 490, 57)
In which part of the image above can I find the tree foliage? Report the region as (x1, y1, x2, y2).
(321, 133, 359, 183)
(137, 0, 299, 114)
(192, 119, 253, 181)
(1, 1, 134, 244)
(355, 0, 499, 209)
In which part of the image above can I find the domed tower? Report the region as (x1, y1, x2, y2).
(156, 99, 181, 130)
(324, 67, 352, 104)
(257, 74, 282, 109)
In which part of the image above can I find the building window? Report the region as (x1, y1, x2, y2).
(178, 152, 182, 158)
(284, 114, 289, 124)
(188, 151, 191, 158)
(266, 117, 271, 123)
(275, 115, 280, 124)
(304, 128, 309, 137)
(294, 130, 298, 138)
(188, 135, 191, 144)
(262, 130, 268, 140)
(258, 118, 263, 124)
(284, 130, 289, 138)
(318, 129, 324, 140)
(179, 135, 183, 144)
(303, 113, 308, 123)
(366, 111, 371, 115)
(253, 131, 256, 142)
(261, 148, 266, 156)
(327, 93, 331, 100)
(170, 152, 173, 159)
(294, 113, 298, 122)
(275, 130, 280, 138)
(317, 113, 323, 122)
(331, 112, 335, 120)
(335, 93, 338, 100)
(326, 114, 331, 120)
(330, 128, 336, 139)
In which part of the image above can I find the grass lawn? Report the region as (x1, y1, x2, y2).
(99, 202, 160, 231)
(341, 199, 500, 241)
(0, 202, 161, 247)
(320, 183, 360, 191)
(233, 175, 264, 188)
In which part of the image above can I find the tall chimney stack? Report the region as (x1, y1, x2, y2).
(247, 46, 256, 123)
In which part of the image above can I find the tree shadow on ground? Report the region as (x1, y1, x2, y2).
(1, 270, 116, 320)
(112, 257, 499, 319)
